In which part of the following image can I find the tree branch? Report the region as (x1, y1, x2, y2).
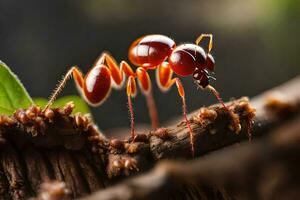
(0, 76, 299, 199)
(83, 117, 300, 200)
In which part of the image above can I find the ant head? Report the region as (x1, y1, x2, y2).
(206, 53, 215, 71)
(192, 53, 216, 88)
(193, 68, 217, 89)
(193, 68, 209, 88)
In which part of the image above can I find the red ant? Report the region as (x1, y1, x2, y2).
(44, 34, 229, 156)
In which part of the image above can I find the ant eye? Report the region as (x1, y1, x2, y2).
(193, 71, 200, 79)
(206, 53, 215, 71)
(193, 68, 201, 80)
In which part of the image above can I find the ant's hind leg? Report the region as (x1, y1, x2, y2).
(93, 52, 126, 89)
(73, 67, 84, 92)
(195, 33, 213, 53)
(102, 53, 126, 89)
(44, 66, 83, 111)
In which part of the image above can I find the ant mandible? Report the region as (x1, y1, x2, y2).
(44, 34, 229, 156)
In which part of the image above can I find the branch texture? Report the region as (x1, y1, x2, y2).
(83, 117, 300, 200)
(0, 76, 299, 199)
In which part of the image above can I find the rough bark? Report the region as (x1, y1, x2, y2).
(83, 117, 300, 200)
(0, 76, 299, 199)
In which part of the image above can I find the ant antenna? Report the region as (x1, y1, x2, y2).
(195, 34, 213, 53)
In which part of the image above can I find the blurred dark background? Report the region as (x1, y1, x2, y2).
(0, 0, 299, 134)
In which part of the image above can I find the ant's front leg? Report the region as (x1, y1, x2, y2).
(156, 62, 195, 156)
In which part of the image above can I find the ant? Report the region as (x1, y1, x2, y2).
(44, 34, 229, 156)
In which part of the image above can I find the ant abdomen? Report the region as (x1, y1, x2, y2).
(83, 65, 112, 106)
(128, 35, 175, 68)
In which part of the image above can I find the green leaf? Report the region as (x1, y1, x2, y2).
(33, 98, 48, 108)
(0, 61, 34, 114)
(34, 95, 91, 114)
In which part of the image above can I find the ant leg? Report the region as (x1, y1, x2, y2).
(174, 78, 195, 156)
(103, 53, 126, 89)
(43, 66, 83, 111)
(95, 54, 158, 134)
(145, 92, 159, 129)
(92, 51, 111, 66)
(136, 67, 159, 129)
(121, 62, 159, 129)
(120, 61, 135, 77)
(195, 33, 213, 53)
(206, 85, 229, 112)
(156, 62, 174, 92)
(206, 85, 241, 133)
(156, 63, 195, 156)
(126, 76, 137, 138)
